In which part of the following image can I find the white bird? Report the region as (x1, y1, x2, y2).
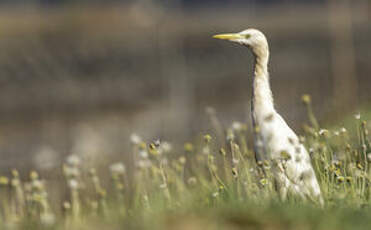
(213, 29, 323, 205)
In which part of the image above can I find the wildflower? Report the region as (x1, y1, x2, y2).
(11, 178, 20, 187)
(153, 139, 161, 147)
(130, 133, 142, 145)
(109, 162, 126, 175)
(63, 166, 80, 178)
(336, 176, 345, 183)
(301, 94, 311, 105)
(340, 127, 347, 133)
(0, 176, 9, 185)
(30, 171, 39, 180)
(149, 143, 159, 156)
(31, 180, 44, 191)
(179, 156, 186, 165)
(68, 179, 79, 190)
(204, 134, 212, 143)
(160, 142, 172, 153)
(11, 169, 19, 178)
(212, 192, 219, 198)
(331, 159, 341, 167)
(184, 143, 194, 152)
(318, 129, 329, 136)
(232, 122, 242, 131)
(202, 146, 210, 155)
(63, 201, 71, 210)
(354, 113, 361, 120)
(139, 150, 149, 159)
(66, 154, 81, 167)
(260, 178, 268, 186)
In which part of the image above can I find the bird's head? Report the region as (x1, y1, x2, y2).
(213, 29, 268, 56)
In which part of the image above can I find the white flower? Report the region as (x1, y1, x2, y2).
(63, 201, 71, 210)
(212, 192, 219, 197)
(32, 180, 44, 190)
(139, 150, 148, 159)
(354, 113, 361, 120)
(318, 129, 329, 136)
(232, 122, 242, 131)
(333, 131, 339, 136)
(202, 146, 210, 155)
(340, 127, 347, 133)
(66, 154, 80, 167)
(130, 133, 142, 145)
(64, 166, 80, 177)
(160, 142, 172, 153)
(109, 162, 126, 175)
(68, 179, 79, 189)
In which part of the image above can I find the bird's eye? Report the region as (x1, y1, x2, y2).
(244, 34, 251, 39)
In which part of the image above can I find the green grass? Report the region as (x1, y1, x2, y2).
(0, 96, 370, 230)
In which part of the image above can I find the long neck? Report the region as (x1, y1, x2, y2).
(251, 45, 274, 127)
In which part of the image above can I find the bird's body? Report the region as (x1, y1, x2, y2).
(214, 29, 323, 204)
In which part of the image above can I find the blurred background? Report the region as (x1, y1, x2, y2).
(0, 0, 369, 173)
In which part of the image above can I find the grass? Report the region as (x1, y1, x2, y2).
(0, 95, 370, 230)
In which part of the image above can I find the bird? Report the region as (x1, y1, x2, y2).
(213, 29, 323, 205)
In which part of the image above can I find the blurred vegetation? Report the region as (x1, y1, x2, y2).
(0, 1, 369, 172)
(0, 1, 369, 229)
(0, 95, 370, 229)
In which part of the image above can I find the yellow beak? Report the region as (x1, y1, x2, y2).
(213, 33, 242, 41)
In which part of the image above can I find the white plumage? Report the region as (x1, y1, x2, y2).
(213, 29, 323, 205)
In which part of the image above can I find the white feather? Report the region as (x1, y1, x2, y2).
(215, 28, 323, 204)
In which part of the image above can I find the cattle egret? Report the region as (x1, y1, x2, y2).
(213, 29, 323, 204)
